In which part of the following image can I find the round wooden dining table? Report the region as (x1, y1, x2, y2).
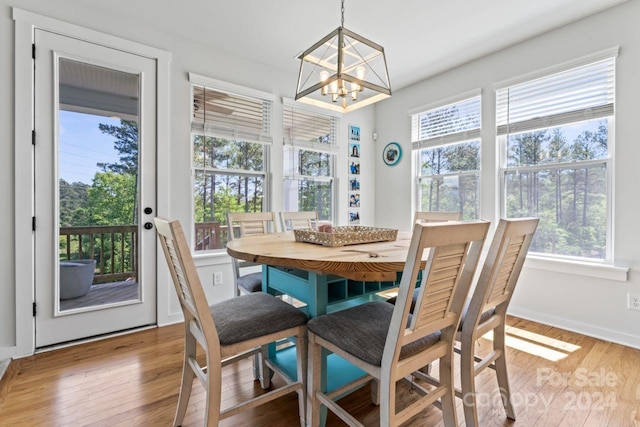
(226, 230, 420, 283)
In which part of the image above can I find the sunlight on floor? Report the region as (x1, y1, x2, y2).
(481, 326, 581, 362)
(374, 287, 583, 363)
(377, 288, 398, 299)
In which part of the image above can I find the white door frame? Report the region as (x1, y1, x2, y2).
(13, 8, 171, 357)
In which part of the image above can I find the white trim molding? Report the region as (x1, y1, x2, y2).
(524, 255, 629, 282)
(408, 88, 482, 117)
(493, 46, 619, 91)
(189, 72, 276, 102)
(13, 8, 171, 357)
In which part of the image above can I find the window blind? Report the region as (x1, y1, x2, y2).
(283, 105, 339, 154)
(191, 85, 272, 144)
(496, 57, 615, 135)
(411, 96, 481, 150)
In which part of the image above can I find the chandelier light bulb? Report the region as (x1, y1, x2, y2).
(320, 70, 330, 95)
(339, 84, 348, 97)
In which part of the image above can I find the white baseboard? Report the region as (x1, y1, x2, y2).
(508, 305, 640, 350)
(158, 311, 184, 327)
(34, 325, 157, 355)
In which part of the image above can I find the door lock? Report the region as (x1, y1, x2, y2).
(144, 222, 153, 230)
(144, 207, 153, 215)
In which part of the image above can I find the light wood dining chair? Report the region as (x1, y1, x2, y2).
(411, 218, 538, 426)
(414, 211, 462, 224)
(455, 217, 538, 426)
(306, 220, 490, 427)
(154, 217, 308, 427)
(280, 210, 318, 231)
(227, 211, 278, 296)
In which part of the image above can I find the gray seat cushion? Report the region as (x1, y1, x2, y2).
(307, 301, 441, 367)
(237, 272, 263, 293)
(387, 289, 495, 330)
(459, 300, 495, 331)
(211, 292, 308, 345)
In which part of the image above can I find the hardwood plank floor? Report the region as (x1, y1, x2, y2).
(0, 317, 638, 426)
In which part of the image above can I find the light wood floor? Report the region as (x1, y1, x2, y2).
(0, 317, 638, 426)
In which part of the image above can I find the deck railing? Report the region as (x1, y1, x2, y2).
(61, 222, 238, 274)
(194, 222, 236, 251)
(194, 222, 222, 251)
(59, 225, 137, 284)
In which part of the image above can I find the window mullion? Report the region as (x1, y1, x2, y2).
(194, 167, 266, 177)
(418, 170, 480, 180)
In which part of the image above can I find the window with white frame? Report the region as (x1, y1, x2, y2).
(191, 81, 272, 251)
(497, 55, 615, 260)
(411, 95, 481, 220)
(283, 104, 338, 221)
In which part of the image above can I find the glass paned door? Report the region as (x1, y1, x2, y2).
(34, 30, 157, 347)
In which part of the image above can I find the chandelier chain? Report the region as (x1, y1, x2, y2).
(341, 0, 345, 28)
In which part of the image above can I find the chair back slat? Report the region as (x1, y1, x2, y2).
(165, 240, 196, 315)
(280, 211, 319, 231)
(413, 241, 471, 332)
(413, 211, 462, 224)
(387, 221, 489, 358)
(492, 235, 525, 293)
(241, 221, 269, 236)
(471, 218, 539, 325)
(227, 212, 278, 240)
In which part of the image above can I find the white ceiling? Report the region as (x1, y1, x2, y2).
(83, 0, 627, 91)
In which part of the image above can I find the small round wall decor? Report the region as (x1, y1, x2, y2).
(382, 142, 402, 166)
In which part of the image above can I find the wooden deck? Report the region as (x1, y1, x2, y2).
(60, 280, 139, 311)
(0, 316, 638, 426)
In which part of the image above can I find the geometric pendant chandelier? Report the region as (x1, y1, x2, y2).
(295, 0, 391, 113)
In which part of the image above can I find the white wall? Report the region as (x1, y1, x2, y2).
(374, 0, 640, 348)
(0, 1, 375, 356)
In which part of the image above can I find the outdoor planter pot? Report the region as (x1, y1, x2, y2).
(59, 259, 97, 300)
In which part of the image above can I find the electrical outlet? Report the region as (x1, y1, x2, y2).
(628, 293, 640, 311)
(213, 272, 223, 286)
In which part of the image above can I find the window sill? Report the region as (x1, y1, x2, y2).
(523, 255, 629, 282)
